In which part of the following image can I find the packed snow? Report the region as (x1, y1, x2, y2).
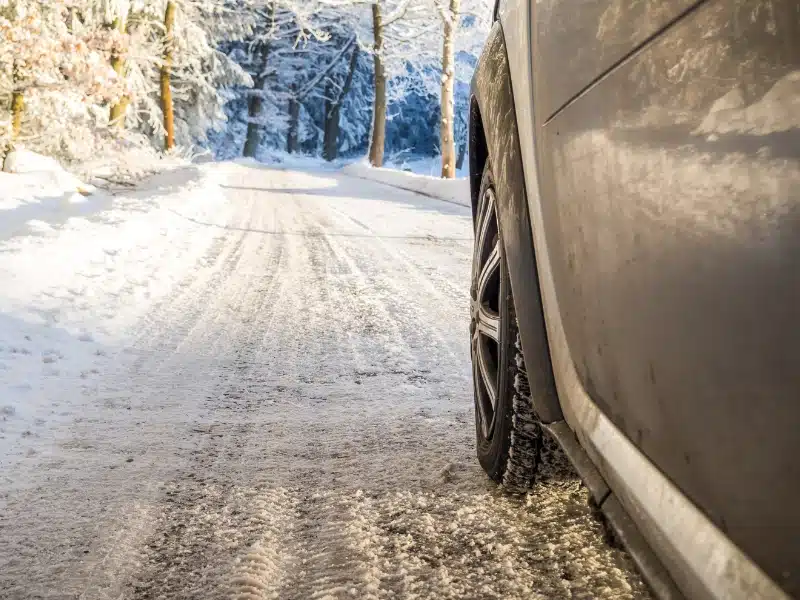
(0, 151, 230, 463)
(0, 159, 649, 599)
(342, 160, 471, 207)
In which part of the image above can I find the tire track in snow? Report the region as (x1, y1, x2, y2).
(226, 489, 298, 600)
(127, 192, 290, 599)
(57, 170, 278, 600)
(71, 172, 266, 600)
(275, 491, 384, 600)
(320, 199, 472, 372)
(125, 178, 468, 600)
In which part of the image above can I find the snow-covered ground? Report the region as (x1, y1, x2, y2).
(0, 159, 647, 599)
(342, 160, 471, 207)
(384, 154, 470, 179)
(0, 153, 231, 459)
(246, 151, 472, 207)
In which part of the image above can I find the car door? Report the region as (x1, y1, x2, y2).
(529, 0, 800, 595)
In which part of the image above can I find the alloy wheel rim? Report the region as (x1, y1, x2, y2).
(471, 186, 504, 441)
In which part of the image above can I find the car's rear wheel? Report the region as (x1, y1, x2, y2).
(471, 164, 542, 491)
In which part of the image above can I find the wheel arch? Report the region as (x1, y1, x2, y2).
(469, 22, 562, 425)
(468, 96, 488, 226)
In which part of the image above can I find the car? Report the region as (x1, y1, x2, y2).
(467, 1, 799, 598)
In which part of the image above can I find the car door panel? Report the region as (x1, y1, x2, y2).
(531, 0, 800, 594)
(532, 0, 699, 121)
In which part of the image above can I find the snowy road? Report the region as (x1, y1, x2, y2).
(0, 163, 649, 599)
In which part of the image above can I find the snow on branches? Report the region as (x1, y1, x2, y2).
(0, 1, 125, 161)
(0, 0, 493, 173)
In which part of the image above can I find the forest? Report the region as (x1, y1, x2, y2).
(0, 0, 492, 177)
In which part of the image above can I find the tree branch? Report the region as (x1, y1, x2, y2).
(292, 35, 357, 100)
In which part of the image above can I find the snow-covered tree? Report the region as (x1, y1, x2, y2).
(0, 0, 124, 167)
(0, 0, 491, 172)
(215, 1, 368, 160)
(236, 1, 336, 158)
(130, 0, 252, 150)
(0, 0, 256, 168)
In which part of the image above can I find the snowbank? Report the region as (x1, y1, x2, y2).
(384, 154, 469, 178)
(1, 150, 94, 208)
(341, 161, 471, 207)
(0, 150, 199, 240)
(0, 150, 106, 240)
(0, 155, 231, 457)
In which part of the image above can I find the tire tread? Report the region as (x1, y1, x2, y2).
(501, 318, 542, 492)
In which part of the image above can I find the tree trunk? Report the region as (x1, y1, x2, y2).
(9, 57, 24, 142)
(3, 85, 23, 172)
(323, 84, 335, 161)
(243, 93, 264, 158)
(67, 7, 80, 33)
(323, 45, 359, 162)
(286, 89, 300, 153)
(160, 1, 177, 151)
(3, 90, 24, 171)
(368, 3, 386, 168)
(243, 4, 275, 158)
(439, 0, 459, 178)
(3, 51, 24, 172)
(10, 91, 24, 141)
(109, 15, 129, 129)
(323, 104, 341, 161)
(243, 56, 268, 158)
(456, 136, 466, 171)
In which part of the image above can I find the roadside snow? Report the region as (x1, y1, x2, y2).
(224, 152, 471, 207)
(1, 151, 90, 194)
(342, 160, 471, 207)
(0, 151, 98, 236)
(0, 154, 231, 463)
(384, 154, 469, 179)
(243, 149, 346, 172)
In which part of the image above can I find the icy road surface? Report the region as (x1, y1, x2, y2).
(0, 163, 650, 599)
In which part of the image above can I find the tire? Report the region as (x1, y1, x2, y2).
(471, 163, 542, 492)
